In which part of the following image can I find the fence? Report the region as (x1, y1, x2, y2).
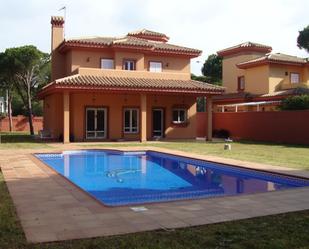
(0, 115, 43, 132)
(197, 110, 309, 145)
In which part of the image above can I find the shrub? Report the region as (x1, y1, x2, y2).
(213, 129, 230, 138)
(280, 94, 309, 110)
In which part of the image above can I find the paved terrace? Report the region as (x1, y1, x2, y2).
(1, 143, 309, 243)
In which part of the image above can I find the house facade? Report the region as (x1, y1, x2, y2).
(38, 16, 224, 143)
(214, 42, 309, 112)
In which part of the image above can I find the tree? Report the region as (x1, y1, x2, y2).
(297, 25, 309, 53)
(5, 46, 50, 135)
(0, 52, 15, 132)
(201, 54, 222, 85)
(191, 74, 211, 83)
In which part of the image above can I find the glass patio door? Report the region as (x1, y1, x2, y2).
(152, 109, 164, 138)
(86, 108, 107, 139)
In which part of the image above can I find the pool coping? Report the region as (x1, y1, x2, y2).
(31, 148, 309, 208)
(1, 145, 309, 243)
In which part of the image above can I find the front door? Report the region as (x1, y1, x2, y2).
(86, 108, 107, 139)
(152, 109, 164, 138)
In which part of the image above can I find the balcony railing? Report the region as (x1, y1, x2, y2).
(280, 81, 309, 90)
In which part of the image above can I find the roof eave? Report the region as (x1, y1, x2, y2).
(237, 60, 306, 69)
(217, 47, 272, 57)
(37, 82, 224, 99)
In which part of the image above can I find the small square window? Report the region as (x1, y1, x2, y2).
(101, 59, 114, 69)
(172, 109, 187, 124)
(290, 73, 300, 84)
(123, 60, 136, 71)
(149, 61, 162, 72)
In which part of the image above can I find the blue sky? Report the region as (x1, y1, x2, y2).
(0, 0, 308, 75)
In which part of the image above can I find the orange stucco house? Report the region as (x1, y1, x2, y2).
(214, 42, 309, 112)
(38, 16, 224, 143)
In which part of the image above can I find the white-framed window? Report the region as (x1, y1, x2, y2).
(172, 109, 187, 124)
(123, 60, 136, 70)
(149, 61, 162, 72)
(290, 73, 300, 84)
(100, 58, 114, 69)
(238, 76, 245, 91)
(124, 108, 139, 133)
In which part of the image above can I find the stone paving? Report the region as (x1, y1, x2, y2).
(1, 144, 309, 243)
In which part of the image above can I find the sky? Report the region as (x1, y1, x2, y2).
(0, 0, 308, 75)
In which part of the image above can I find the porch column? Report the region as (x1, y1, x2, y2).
(206, 95, 213, 141)
(140, 94, 147, 142)
(63, 92, 70, 143)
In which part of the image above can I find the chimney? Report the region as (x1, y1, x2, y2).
(51, 16, 64, 51)
(50, 16, 65, 81)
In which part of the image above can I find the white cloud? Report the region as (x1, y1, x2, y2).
(0, 0, 308, 75)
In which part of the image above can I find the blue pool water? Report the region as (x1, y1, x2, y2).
(35, 150, 309, 206)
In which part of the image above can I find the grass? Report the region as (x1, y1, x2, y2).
(80, 140, 309, 170)
(1, 132, 309, 169)
(1, 171, 309, 249)
(0, 132, 50, 149)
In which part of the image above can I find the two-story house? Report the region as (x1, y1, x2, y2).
(214, 42, 309, 112)
(38, 16, 224, 142)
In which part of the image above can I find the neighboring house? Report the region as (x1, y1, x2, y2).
(214, 42, 309, 112)
(37, 16, 224, 142)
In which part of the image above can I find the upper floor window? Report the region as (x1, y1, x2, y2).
(172, 109, 187, 124)
(123, 60, 136, 71)
(149, 61, 162, 72)
(237, 76, 245, 91)
(290, 73, 300, 84)
(101, 58, 114, 69)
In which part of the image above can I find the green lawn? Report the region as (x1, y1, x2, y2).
(0, 132, 51, 149)
(1, 171, 309, 249)
(1, 132, 309, 169)
(1, 133, 309, 248)
(81, 140, 309, 170)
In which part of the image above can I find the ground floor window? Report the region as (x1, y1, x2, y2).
(172, 109, 187, 124)
(124, 108, 139, 133)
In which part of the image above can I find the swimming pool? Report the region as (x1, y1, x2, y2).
(35, 150, 309, 206)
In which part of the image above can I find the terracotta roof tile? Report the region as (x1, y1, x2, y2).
(62, 34, 201, 56)
(217, 41, 272, 56)
(237, 53, 308, 68)
(43, 74, 224, 94)
(260, 88, 309, 97)
(128, 29, 168, 38)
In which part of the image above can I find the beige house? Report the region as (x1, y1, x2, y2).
(215, 42, 309, 112)
(37, 16, 224, 143)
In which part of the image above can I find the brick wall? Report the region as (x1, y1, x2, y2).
(0, 115, 43, 133)
(197, 111, 309, 145)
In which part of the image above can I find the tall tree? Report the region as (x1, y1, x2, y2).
(0, 52, 15, 132)
(297, 25, 309, 53)
(5, 46, 50, 135)
(201, 54, 222, 85)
